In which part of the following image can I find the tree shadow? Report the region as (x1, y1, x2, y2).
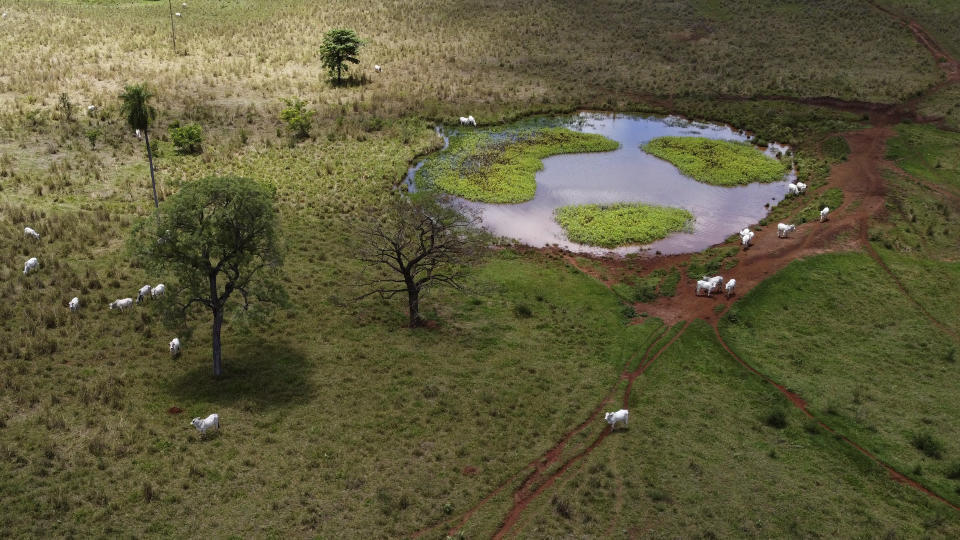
(165, 340, 313, 410)
(329, 74, 370, 88)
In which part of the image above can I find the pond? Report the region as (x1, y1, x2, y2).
(408, 112, 794, 256)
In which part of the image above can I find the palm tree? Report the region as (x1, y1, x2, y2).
(120, 84, 159, 208)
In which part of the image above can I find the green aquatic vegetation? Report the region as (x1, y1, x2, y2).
(416, 127, 618, 203)
(554, 202, 693, 248)
(643, 136, 788, 186)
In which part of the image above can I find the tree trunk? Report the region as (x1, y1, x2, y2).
(144, 130, 159, 208)
(212, 307, 224, 377)
(167, 0, 177, 53)
(407, 286, 422, 328)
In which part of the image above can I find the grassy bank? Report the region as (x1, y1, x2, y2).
(643, 136, 788, 186)
(554, 202, 692, 248)
(886, 123, 960, 195)
(416, 127, 617, 203)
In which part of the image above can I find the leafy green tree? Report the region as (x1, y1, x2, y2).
(320, 28, 364, 84)
(356, 194, 485, 328)
(279, 98, 315, 140)
(119, 84, 159, 207)
(169, 122, 204, 154)
(131, 176, 287, 377)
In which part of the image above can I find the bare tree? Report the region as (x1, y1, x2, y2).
(357, 194, 485, 327)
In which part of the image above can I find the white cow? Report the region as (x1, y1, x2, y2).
(459, 116, 472, 126)
(170, 338, 181, 357)
(191, 413, 220, 436)
(796, 182, 807, 194)
(68, 297, 80, 311)
(110, 298, 134, 311)
(151, 283, 166, 298)
(374, 64, 381, 73)
(87, 105, 96, 114)
(135, 129, 142, 140)
(705, 275, 723, 293)
(605, 409, 628, 430)
(24, 227, 40, 239)
(787, 183, 799, 196)
(725, 279, 736, 298)
(820, 206, 830, 222)
(467, 115, 476, 126)
(23, 257, 38, 275)
(696, 279, 714, 297)
(741, 230, 754, 249)
(136, 285, 152, 304)
(777, 223, 796, 238)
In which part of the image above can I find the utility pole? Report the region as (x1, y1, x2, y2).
(167, 0, 177, 53)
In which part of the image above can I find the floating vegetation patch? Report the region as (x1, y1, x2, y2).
(416, 127, 618, 203)
(643, 136, 788, 186)
(554, 202, 693, 248)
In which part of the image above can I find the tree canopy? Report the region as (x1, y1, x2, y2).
(131, 176, 286, 376)
(357, 194, 485, 327)
(320, 28, 364, 84)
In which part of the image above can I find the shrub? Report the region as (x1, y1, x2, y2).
(945, 462, 960, 479)
(169, 123, 203, 154)
(280, 98, 315, 140)
(514, 304, 532, 318)
(764, 410, 787, 429)
(912, 432, 944, 459)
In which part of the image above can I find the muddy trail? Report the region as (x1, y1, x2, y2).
(408, 11, 960, 539)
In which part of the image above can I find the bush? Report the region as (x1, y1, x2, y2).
(514, 304, 532, 318)
(280, 98, 315, 140)
(912, 432, 944, 459)
(169, 123, 203, 155)
(764, 410, 787, 429)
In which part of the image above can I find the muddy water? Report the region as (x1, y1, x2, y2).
(412, 112, 794, 256)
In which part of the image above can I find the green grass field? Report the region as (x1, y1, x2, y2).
(512, 321, 960, 537)
(3, 0, 960, 536)
(643, 137, 788, 186)
(720, 253, 960, 506)
(554, 202, 693, 248)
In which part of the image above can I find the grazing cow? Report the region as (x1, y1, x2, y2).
(151, 283, 166, 298)
(135, 129, 142, 140)
(87, 105, 96, 114)
(23, 257, 38, 275)
(170, 338, 181, 357)
(777, 223, 796, 238)
(191, 413, 220, 436)
(725, 279, 736, 298)
(24, 227, 40, 239)
(696, 279, 714, 297)
(820, 206, 830, 222)
(109, 298, 134, 311)
(69, 297, 80, 311)
(605, 409, 629, 430)
(459, 116, 471, 126)
(374, 64, 381, 73)
(136, 285, 152, 304)
(741, 230, 754, 249)
(796, 182, 807, 194)
(467, 115, 476, 126)
(787, 183, 799, 196)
